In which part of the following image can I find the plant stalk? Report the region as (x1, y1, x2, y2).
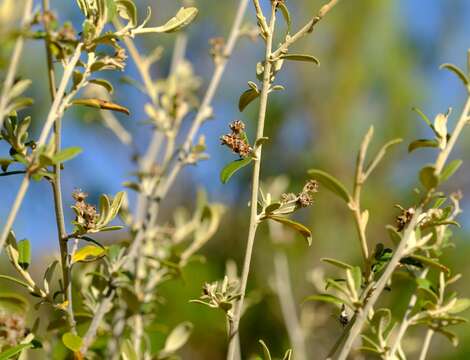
(226, 5, 277, 360)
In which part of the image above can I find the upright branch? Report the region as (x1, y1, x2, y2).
(226, 3, 277, 359)
(335, 82, 470, 360)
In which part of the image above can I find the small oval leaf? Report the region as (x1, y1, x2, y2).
(280, 54, 320, 65)
(238, 88, 260, 112)
(62, 332, 83, 352)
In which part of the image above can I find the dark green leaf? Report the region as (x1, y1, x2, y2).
(408, 254, 450, 274)
(303, 294, 343, 306)
(308, 169, 351, 203)
(419, 165, 439, 190)
(238, 88, 259, 112)
(412, 107, 433, 128)
(220, 157, 253, 184)
(267, 215, 312, 246)
(280, 54, 320, 65)
(408, 139, 438, 153)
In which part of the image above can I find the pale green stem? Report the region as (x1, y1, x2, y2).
(226, 5, 276, 360)
(0, 0, 33, 127)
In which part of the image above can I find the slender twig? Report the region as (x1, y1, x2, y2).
(123, 0, 250, 267)
(0, 44, 83, 253)
(0, 0, 33, 127)
(271, 0, 341, 59)
(80, 290, 115, 355)
(226, 5, 277, 360)
(274, 252, 308, 360)
(418, 329, 434, 360)
(335, 94, 470, 360)
(41, 0, 76, 333)
(350, 127, 373, 267)
(388, 269, 429, 358)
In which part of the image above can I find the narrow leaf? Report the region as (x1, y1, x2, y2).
(408, 254, 450, 274)
(280, 54, 320, 65)
(440, 63, 469, 86)
(72, 98, 130, 115)
(53, 147, 82, 164)
(308, 169, 351, 203)
(408, 139, 438, 153)
(303, 294, 343, 306)
(321, 258, 353, 270)
(0, 343, 34, 360)
(220, 157, 253, 184)
(278, 3, 291, 35)
(440, 159, 462, 183)
(267, 215, 312, 246)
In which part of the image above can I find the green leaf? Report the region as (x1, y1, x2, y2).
(258, 340, 272, 360)
(17, 239, 31, 270)
(71, 245, 106, 264)
(412, 107, 433, 128)
(308, 169, 351, 203)
(267, 215, 312, 246)
(155, 7, 199, 33)
(278, 2, 291, 35)
(72, 98, 130, 115)
(408, 139, 438, 153)
(161, 322, 193, 356)
(351, 266, 362, 290)
(89, 79, 114, 93)
(62, 332, 83, 352)
(440, 63, 469, 87)
(448, 298, 470, 314)
(7, 97, 34, 112)
(280, 54, 320, 65)
(238, 88, 260, 112)
(419, 165, 439, 190)
(53, 147, 82, 164)
(440, 159, 462, 183)
(303, 294, 343, 306)
(0, 343, 34, 360)
(220, 157, 253, 184)
(0, 293, 29, 314)
(408, 254, 449, 274)
(321, 258, 353, 270)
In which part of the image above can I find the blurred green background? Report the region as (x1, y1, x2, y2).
(1, 0, 470, 358)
